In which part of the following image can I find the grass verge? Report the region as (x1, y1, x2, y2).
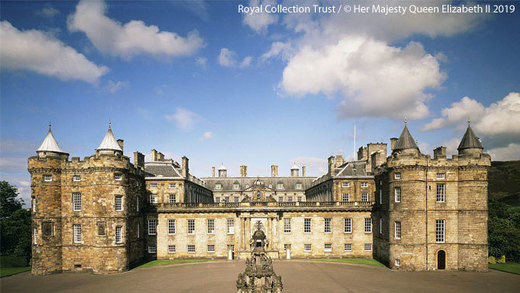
(0, 267, 31, 278)
(305, 258, 385, 267)
(134, 259, 214, 269)
(489, 263, 520, 275)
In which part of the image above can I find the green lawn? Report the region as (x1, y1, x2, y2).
(489, 263, 520, 275)
(0, 267, 31, 278)
(134, 259, 214, 269)
(305, 258, 385, 267)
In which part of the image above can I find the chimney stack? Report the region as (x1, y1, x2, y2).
(357, 146, 367, 161)
(182, 156, 189, 178)
(240, 165, 248, 177)
(302, 165, 306, 177)
(271, 165, 278, 177)
(434, 146, 447, 159)
(151, 149, 158, 161)
(390, 138, 398, 153)
(117, 139, 124, 153)
(328, 156, 335, 176)
(133, 151, 144, 169)
(212, 166, 215, 177)
(335, 155, 345, 167)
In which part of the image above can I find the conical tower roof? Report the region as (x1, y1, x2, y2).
(394, 124, 419, 151)
(97, 123, 122, 151)
(457, 124, 483, 150)
(37, 124, 65, 153)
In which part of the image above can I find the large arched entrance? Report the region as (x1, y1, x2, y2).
(437, 250, 446, 270)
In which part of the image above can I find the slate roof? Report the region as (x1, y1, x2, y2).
(144, 162, 183, 178)
(458, 125, 483, 150)
(97, 125, 122, 151)
(335, 160, 369, 177)
(202, 176, 315, 192)
(37, 127, 66, 153)
(394, 125, 419, 151)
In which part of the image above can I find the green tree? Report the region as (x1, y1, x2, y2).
(0, 181, 31, 264)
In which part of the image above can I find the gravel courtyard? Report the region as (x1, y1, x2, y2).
(2, 260, 519, 293)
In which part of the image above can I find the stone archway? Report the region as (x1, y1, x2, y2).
(437, 250, 446, 270)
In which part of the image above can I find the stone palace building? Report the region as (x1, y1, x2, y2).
(29, 122, 490, 274)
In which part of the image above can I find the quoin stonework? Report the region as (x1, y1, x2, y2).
(29, 121, 490, 274)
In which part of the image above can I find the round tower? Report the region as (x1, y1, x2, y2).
(96, 122, 123, 156)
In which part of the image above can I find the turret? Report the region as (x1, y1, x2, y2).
(290, 163, 299, 177)
(392, 122, 420, 156)
(457, 122, 483, 157)
(96, 122, 123, 156)
(36, 123, 68, 159)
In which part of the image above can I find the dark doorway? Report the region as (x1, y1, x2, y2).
(437, 250, 446, 270)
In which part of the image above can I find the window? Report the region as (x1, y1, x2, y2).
(97, 222, 106, 236)
(436, 220, 445, 243)
(73, 175, 81, 182)
(149, 194, 157, 204)
(324, 218, 332, 233)
(296, 183, 302, 190)
(42, 222, 53, 237)
(115, 226, 123, 243)
(436, 184, 445, 202)
(287, 196, 293, 202)
(43, 174, 52, 182)
(344, 218, 352, 233)
(188, 219, 195, 234)
(168, 219, 176, 234)
(215, 197, 220, 203)
(379, 190, 382, 204)
(364, 218, 372, 233)
(148, 246, 156, 253)
(148, 219, 157, 235)
(224, 197, 229, 203)
(277, 183, 284, 189)
(324, 244, 332, 252)
(187, 244, 195, 253)
(283, 218, 291, 233)
(364, 243, 372, 251)
(395, 259, 400, 267)
(379, 218, 383, 234)
(344, 244, 352, 252)
(33, 228, 37, 244)
(297, 196, 302, 202)
(394, 187, 401, 203)
(395, 221, 401, 239)
(207, 245, 215, 252)
(149, 183, 157, 188)
(215, 184, 222, 190)
(342, 193, 350, 202)
(73, 193, 81, 211)
(284, 244, 291, 251)
(342, 182, 350, 188)
(304, 218, 312, 233)
(304, 244, 312, 252)
(233, 183, 240, 190)
(361, 193, 368, 202)
(394, 172, 401, 179)
(207, 219, 215, 234)
(114, 174, 122, 181)
(137, 223, 140, 238)
(234, 197, 239, 203)
(169, 194, 176, 203)
(169, 183, 176, 188)
(32, 198, 36, 213)
(168, 245, 176, 253)
(278, 197, 283, 202)
(227, 219, 235, 234)
(361, 182, 368, 188)
(437, 173, 446, 179)
(136, 197, 139, 212)
(115, 195, 123, 211)
(73, 224, 81, 243)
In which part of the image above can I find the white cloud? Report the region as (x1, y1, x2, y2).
(243, 0, 279, 33)
(260, 41, 292, 62)
(488, 143, 520, 161)
(165, 107, 201, 130)
(104, 80, 128, 94)
(474, 92, 520, 137)
(199, 131, 213, 141)
(280, 36, 445, 119)
(68, 0, 204, 60)
(195, 57, 207, 68)
(0, 21, 108, 83)
(218, 48, 252, 68)
(37, 4, 60, 19)
(422, 96, 485, 131)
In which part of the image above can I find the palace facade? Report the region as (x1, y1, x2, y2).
(29, 123, 490, 274)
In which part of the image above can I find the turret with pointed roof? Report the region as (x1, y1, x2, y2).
(393, 122, 420, 156)
(458, 122, 483, 156)
(96, 122, 123, 156)
(36, 123, 68, 158)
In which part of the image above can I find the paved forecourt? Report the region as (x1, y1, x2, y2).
(2, 261, 519, 293)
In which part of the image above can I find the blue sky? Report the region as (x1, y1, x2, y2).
(1, 0, 519, 204)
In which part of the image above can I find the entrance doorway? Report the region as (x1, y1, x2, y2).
(437, 250, 446, 270)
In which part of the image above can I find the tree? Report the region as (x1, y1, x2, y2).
(0, 181, 31, 264)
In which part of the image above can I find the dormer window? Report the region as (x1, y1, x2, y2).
(215, 184, 222, 190)
(233, 183, 240, 190)
(43, 175, 52, 182)
(114, 174, 122, 181)
(277, 183, 284, 190)
(295, 183, 302, 190)
(73, 175, 81, 182)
